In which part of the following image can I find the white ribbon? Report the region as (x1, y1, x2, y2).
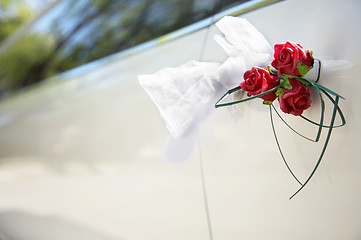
(139, 16, 273, 164)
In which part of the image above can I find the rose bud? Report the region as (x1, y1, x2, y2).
(278, 78, 312, 116)
(271, 41, 314, 77)
(240, 67, 280, 102)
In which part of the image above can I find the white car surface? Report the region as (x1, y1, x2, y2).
(0, 0, 360, 239)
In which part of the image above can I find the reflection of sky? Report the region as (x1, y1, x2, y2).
(31, 0, 73, 35)
(30, 0, 145, 56)
(27, 0, 57, 8)
(25, 0, 58, 13)
(30, 0, 95, 56)
(19, 0, 220, 70)
(30, 0, 216, 38)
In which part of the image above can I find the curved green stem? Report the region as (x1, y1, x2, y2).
(269, 105, 303, 186)
(289, 95, 340, 199)
(215, 81, 285, 108)
(300, 90, 346, 128)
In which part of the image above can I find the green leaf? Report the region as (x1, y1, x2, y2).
(280, 75, 292, 89)
(275, 88, 284, 97)
(297, 61, 313, 77)
(297, 78, 312, 86)
(283, 79, 292, 90)
(266, 65, 271, 72)
(263, 100, 273, 105)
(266, 65, 278, 76)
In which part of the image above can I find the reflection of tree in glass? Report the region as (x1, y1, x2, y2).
(0, 0, 43, 96)
(0, 34, 53, 94)
(0, 0, 236, 98)
(51, 0, 216, 68)
(0, 0, 33, 42)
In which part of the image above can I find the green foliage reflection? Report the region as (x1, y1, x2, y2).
(0, 0, 243, 98)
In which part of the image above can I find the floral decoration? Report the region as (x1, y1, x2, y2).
(239, 41, 314, 116)
(278, 78, 312, 116)
(271, 41, 314, 77)
(140, 16, 347, 199)
(215, 41, 346, 199)
(240, 67, 280, 102)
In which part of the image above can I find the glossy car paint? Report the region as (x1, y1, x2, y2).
(0, 0, 360, 239)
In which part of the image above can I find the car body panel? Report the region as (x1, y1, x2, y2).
(0, 0, 360, 239)
(200, 0, 361, 239)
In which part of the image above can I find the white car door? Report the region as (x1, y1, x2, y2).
(1, 0, 359, 239)
(199, 0, 361, 239)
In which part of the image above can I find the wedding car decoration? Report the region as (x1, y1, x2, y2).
(215, 41, 346, 199)
(139, 16, 346, 198)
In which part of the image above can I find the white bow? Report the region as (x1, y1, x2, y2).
(138, 16, 272, 164)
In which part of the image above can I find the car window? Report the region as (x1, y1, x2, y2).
(220, 0, 250, 10)
(0, 0, 250, 99)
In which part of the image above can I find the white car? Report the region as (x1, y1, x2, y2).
(0, 0, 360, 239)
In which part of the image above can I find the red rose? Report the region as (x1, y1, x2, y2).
(271, 41, 314, 76)
(278, 78, 312, 116)
(240, 67, 280, 102)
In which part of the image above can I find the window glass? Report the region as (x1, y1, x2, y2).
(220, 0, 250, 10)
(0, 0, 220, 98)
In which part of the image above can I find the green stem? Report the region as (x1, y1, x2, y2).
(215, 81, 285, 108)
(289, 95, 340, 199)
(269, 105, 303, 186)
